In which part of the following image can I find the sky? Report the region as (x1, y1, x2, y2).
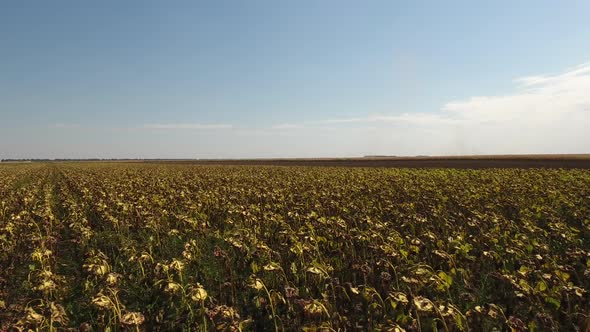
(1, 1, 590, 159)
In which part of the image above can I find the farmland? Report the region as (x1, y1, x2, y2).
(157, 154, 590, 169)
(1, 163, 590, 331)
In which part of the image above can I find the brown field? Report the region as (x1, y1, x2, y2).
(150, 154, 590, 169)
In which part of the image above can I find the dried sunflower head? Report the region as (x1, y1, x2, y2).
(165, 282, 182, 295)
(24, 307, 45, 324)
(284, 286, 299, 299)
(106, 272, 122, 287)
(169, 259, 184, 272)
(189, 283, 208, 302)
(35, 279, 57, 293)
(91, 294, 113, 310)
(389, 292, 409, 305)
(249, 278, 264, 291)
(413, 296, 434, 312)
(303, 300, 326, 318)
(121, 312, 145, 326)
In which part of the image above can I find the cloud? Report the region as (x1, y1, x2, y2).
(143, 123, 233, 130)
(442, 62, 590, 124)
(322, 62, 590, 127)
(41, 62, 590, 157)
(321, 117, 365, 124)
(515, 62, 590, 87)
(271, 123, 303, 129)
(320, 113, 460, 126)
(299, 62, 590, 155)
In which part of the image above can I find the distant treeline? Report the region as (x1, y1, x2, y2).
(2, 159, 131, 162)
(363, 155, 399, 158)
(0, 159, 198, 162)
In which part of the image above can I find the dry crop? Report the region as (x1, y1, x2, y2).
(1, 163, 589, 331)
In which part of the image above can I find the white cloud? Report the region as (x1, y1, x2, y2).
(40, 62, 590, 157)
(444, 62, 590, 124)
(516, 62, 590, 87)
(321, 117, 365, 124)
(143, 123, 233, 129)
(321, 114, 457, 125)
(272, 123, 303, 129)
(323, 61, 590, 128)
(308, 62, 590, 155)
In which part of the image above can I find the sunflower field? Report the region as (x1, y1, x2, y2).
(1, 163, 589, 331)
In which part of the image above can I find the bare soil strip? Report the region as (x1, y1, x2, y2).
(152, 155, 590, 169)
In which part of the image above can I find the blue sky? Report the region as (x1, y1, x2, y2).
(1, 1, 590, 158)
